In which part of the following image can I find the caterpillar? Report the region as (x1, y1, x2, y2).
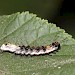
(0, 42, 60, 55)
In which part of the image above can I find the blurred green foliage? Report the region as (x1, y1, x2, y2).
(0, 0, 63, 18)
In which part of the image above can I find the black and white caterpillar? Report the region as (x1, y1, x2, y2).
(0, 42, 60, 55)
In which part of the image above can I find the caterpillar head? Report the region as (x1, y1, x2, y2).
(52, 42, 60, 50)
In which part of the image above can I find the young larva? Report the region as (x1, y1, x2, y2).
(0, 42, 60, 55)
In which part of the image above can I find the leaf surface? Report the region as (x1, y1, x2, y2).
(0, 12, 75, 75)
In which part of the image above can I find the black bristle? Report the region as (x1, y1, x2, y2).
(52, 43, 55, 46)
(5, 43, 7, 45)
(57, 43, 60, 50)
(25, 46, 29, 50)
(41, 46, 46, 51)
(36, 46, 40, 50)
(35, 46, 40, 52)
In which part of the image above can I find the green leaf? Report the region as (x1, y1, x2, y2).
(0, 11, 75, 75)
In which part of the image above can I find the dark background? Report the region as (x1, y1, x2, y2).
(0, 0, 75, 38)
